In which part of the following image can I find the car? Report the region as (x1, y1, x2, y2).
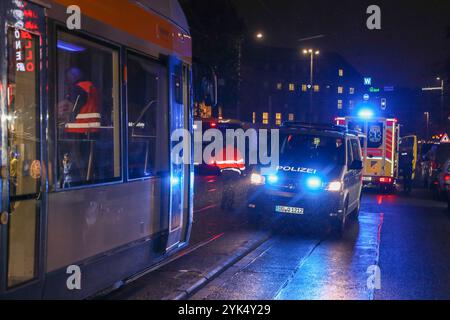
(247, 122, 364, 236)
(417, 142, 436, 187)
(437, 159, 450, 200)
(194, 118, 247, 175)
(446, 179, 450, 213)
(423, 143, 450, 190)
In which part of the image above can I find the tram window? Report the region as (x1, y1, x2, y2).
(6, 28, 40, 287)
(6, 28, 41, 196)
(127, 53, 168, 179)
(56, 31, 121, 188)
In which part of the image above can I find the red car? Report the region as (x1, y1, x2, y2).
(194, 118, 247, 175)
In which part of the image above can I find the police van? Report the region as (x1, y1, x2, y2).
(248, 123, 364, 236)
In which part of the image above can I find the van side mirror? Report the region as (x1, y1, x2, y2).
(350, 160, 363, 171)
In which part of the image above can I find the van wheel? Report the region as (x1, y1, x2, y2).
(331, 203, 347, 238)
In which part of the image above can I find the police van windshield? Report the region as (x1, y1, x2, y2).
(280, 134, 346, 165)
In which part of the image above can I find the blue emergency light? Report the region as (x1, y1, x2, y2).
(358, 108, 374, 119)
(267, 175, 279, 184)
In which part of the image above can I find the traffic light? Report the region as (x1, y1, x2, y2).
(381, 98, 387, 110)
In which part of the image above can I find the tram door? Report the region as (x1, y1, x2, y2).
(0, 23, 43, 296)
(166, 57, 188, 250)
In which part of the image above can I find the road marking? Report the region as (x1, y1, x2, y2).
(194, 204, 219, 214)
(274, 238, 325, 300)
(368, 212, 384, 300)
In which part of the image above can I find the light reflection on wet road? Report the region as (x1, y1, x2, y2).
(106, 174, 450, 300)
(192, 187, 449, 300)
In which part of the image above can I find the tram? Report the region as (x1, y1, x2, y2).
(0, 0, 194, 299)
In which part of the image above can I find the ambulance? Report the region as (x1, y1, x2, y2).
(336, 115, 400, 192)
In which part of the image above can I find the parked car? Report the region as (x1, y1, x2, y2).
(194, 118, 247, 175)
(417, 142, 436, 186)
(423, 143, 450, 190)
(437, 159, 450, 199)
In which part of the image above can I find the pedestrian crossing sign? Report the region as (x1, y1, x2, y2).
(441, 134, 449, 143)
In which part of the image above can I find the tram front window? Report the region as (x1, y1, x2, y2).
(127, 53, 168, 180)
(56, 31, 121, 188)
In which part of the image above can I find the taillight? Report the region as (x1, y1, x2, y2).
(379, 177, 393, 184)
(445, 174, 450, 184)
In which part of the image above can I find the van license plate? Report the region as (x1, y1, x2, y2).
(276, 206, 304, 215)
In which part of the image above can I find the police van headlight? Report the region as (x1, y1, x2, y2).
(250, 173, 265, 185)
(326, 181, 343, 192)
(306, 176, 323, 190)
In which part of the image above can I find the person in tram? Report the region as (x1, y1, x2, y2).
(64, 67, 101, 135)
(59, 153, 79, 189)
(59, 67, 102, 183)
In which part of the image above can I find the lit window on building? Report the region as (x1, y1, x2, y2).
(288, 113, 295, 121)
(252, 112, 256, 124)
(339, 69, 344, 77)
(349, 87, 355, 95)
(338, 100, 343, 109)
(289, 83, 295, 91)
(338, 86, 344, 94)
(302, 84, 307, 92)
(276, 113, 282, 126)
(313, 85, 320, 92)
(277, 83, 282, 90)
(262, 112, 269, 125)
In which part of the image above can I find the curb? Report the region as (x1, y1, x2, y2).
(164, 232, 272, 300)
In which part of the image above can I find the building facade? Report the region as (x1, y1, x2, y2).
(239, 45, 363, 126)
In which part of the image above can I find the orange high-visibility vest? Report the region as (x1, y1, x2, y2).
(65, 81, 101, 134)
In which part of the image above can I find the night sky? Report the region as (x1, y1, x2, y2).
(232, 0, 450, 89)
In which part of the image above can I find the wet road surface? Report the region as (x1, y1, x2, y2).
(192, 188, 449, 300)
(105, 174, 450, 300)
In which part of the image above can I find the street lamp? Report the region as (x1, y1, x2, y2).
(424, 112, 430, 140)
(303, 48, 320, 123)
(236, 31, 265, 120)
(436, 77, 445, 132)
(422, 77, 446, 137)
